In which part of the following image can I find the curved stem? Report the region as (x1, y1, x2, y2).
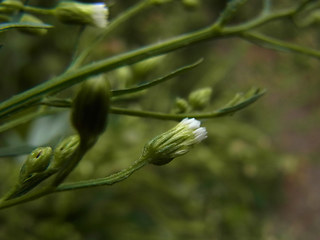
(112, 59, 203, 96)
(22, 6, 55, 16)
(0, 157, 148, 209)
(0, 187, 54, 210)
(57, 157, 148, 191)
(240, 31, 320, 59)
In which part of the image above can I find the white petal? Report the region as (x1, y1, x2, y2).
(193, 127, 207, 143)
(180, 118, 201, 130)
(92, 3, 108, 28)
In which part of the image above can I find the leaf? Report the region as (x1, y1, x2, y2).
(214, 87, 266, 116)
(216, 0, 248, 26)
(112, 59, 203, 96)
(0, 22, 53, 33)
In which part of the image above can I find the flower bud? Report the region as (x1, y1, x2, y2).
(188, 87, 212, 111)
(1, 0, 23, 9)
(49, 135, 80, 170)
(172, 97, 190, 114)
(71, 75, 111, 145)
(19, 147, 52, 182)
(55, 1, 108, 28)
(181, 0, 200, 10)
(142, 118, 207, 165)
(19, 13, 48, 35)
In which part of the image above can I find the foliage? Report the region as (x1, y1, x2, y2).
(0, 0, 318, 239)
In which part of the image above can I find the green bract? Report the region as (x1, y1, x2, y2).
(71, 76, 111, 146)
(19, 147, 52, 182)
(55, 1, 108, 28)
(143, 118, 207, 165)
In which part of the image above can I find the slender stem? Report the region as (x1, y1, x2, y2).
(0, 187, 54, 210)
(0, 157, 148, 209)
(69, 0, 154, 70)
(0, 2, 304, 121)
(112, 59, 203, 96)
(223, 8, 296, 34)
(0, 22, 52, 32)
(0, 25, 221, 120)
(57, 157, 148, 191)
(22, 6, 55, 15)
(0, 105, 65, 133)
(240, 31, 320, 59)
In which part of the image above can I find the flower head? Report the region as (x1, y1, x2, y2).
(55, 1, 108, 28)
(19, 147, 52, 182)
(142, 118, 207, 165)
(71, 75, 111, 147)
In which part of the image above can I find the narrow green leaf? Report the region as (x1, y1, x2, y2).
(0, 22, 53, 32)
(112, 59, 203, 96)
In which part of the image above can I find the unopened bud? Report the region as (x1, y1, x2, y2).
(188, 87, 212, 111)
(19, 147, 52, 182)
(19, 13, 48, 35)
(131, 56, 164, 79)
(71, 76, 111, 144)
(50, 135, 80, 170)
(181, 0, 200, 10)
(172, 97, 190, 114)
(55, 1, 108, 28)
(1, 0, 23, 9)
(142, 118, 207, 165)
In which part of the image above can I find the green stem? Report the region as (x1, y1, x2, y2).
(22, 6, 55, 16)
(0, 187, 54, 210)
(0, 157, 148, 209)
(240, 31, 320, 59)
(69, 0, 155, 70)
(112, 59, 203, 96)
(0, 106, 63, 133)
(56, 157, 148, 191)
(0, 25, 221, 121)
(0, 2, 307, 122)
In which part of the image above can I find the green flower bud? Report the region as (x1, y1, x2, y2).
(55, 1, 108, 28)
(172, 97, 190, 114)
(50, 135, 80, 170)
(188, 87, 212, 111)
(19, 147, 52, 182)
(131, 56, 164, 79)
(71, 75, 111, 145)
(1, 0, 23, 10)
(142, 118, 207, 165)
(19, 13, 48, 36)
(181, 0, 200, 10)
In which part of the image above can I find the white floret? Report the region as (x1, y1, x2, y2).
(91, 3, 108, 28)
(193, 127, 207, 143)
(180, 118, 201, 130)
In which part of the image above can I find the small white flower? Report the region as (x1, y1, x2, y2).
(55, 2, 109, 28)
(143, 118, 207, 165)
(91, 3, 108, 28)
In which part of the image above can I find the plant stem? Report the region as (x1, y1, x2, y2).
(240, 31, 320, 59)
(112, 59, 203, 96)
(0, 157, 148, 209)
(69, 0, 155, 70)
(0, 187, 53, 210)
(22, 6, 55, 16)
(0, 2, 307, 121)
(56, 157, 148, 191)
(0, 24, 221, 121)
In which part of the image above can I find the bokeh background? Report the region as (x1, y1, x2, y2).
(0, 0, 319, 239)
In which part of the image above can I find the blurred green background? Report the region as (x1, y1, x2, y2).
(0, 0, 319, 239)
